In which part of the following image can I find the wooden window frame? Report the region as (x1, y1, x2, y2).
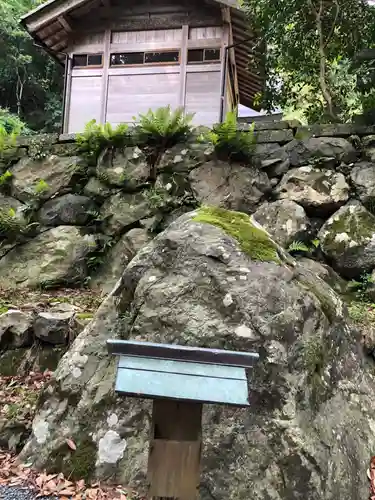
(187, 47, 221, 65)
(72, 53, 104, 69)
(110, 49, 181, 68)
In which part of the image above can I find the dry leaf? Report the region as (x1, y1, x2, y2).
(65, 438, 77, 451)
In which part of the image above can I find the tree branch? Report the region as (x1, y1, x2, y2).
(306, 0, 336, 121)
(323, 0, 340, 49)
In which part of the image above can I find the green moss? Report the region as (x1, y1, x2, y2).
(76, 312, 94, 320)
(52, 436, 97, 481)
(192, 205, 280, 263)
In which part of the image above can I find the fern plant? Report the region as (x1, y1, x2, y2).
(204, 110, 256, 162)
(0, 124, 19, 155)
(134, 106, 194, 148)
(76, 120, 132, 164)
(287, 240, 310, 254)
(133, 106, 194, 180)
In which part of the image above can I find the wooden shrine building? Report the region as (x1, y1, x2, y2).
(21, 0, 263, 133)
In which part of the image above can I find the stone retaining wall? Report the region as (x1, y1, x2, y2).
(0, 121, 375, 353)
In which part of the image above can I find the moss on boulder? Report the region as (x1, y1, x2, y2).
(192, 205, 280, 263)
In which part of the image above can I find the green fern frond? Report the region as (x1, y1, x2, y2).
(134, 106, 194, 149)
(77, 120, 132, 163)
(287, 240, 310, 253)
(209, 109, 256, 162)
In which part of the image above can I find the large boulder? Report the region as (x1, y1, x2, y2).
(276, 166, 349, 216)
(350, 161, 375, 206)
(189, 160, 271, 213)
(318, 201, 375, 278)
(90, 228, 151, 294)
(10, 156, 84, 202)
(285, 137, 357, 167)
(100, 192, 152, 236)
(253, 200, 311, 247)
(37, 194, 96, 226)
(20, 207, 375, 500)
(0, 226, 96, 288)
(96, 147, 149, 190)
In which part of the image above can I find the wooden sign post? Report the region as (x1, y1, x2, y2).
(107, 340, 259, 500)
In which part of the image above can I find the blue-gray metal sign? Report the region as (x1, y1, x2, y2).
(107, 339, 259, 407)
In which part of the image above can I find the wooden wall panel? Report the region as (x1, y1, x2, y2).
(67, 76, 102, 133)
(111, 28, 182, 44)
(185, 70, 221, 126)
(106, 71, 180, 124)
(69, 31, 104, 54)
(189, 26, 223, 40)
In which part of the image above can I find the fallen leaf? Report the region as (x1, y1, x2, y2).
(65, 438, 77, 451)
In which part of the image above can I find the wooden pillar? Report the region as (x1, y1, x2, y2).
(100, 28, 111, 124)
(179, 25, 189, 110)
(62, 56, 72, 133)
(147, 400, 202, 500)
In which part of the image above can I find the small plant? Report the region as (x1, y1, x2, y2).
(34, 179, 49, 196)
(203, 109, 256, 162)
(77, 120, 132, 164)
(0, 170, 12, 189)
(287, 238, 320, 257)
(134, 106, 194, 179)
(134, 106, 194, 148)
(0, 207, 27, 238)
(144, 186, 172, 211)
(348, 272, 374, 302)
(0, 125, 19, 155)
(287, 240, 310, 254)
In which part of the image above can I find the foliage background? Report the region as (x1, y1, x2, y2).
(0, 0, 62, 132)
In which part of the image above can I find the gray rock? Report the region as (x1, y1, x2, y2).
(90, 228, 151, 294)
(318, 200, 375, 278)
(0, 310, 33, 348)
(253, 200, 311, 247)
(285, 137, 357, 166)
(350, 161, 375, 206)
(100, 192, 152, 236)
(189, 160, 271, 213)
(255, 128, 293, 144)
(37, 194, 96, 226)
(20, 210, 374, 500)
(34, 310, 76, 345)
(0, 194, 24, 213)
(158, 137, 214, 173)
(276, 166, 349, 216)
(297, 257, 348, 295)
(96, 147, 149, 189)
(83, 177, 118, 201)
(253, 143, 290, 176)
(0, 420, 30, 453)
(0, 226, 97, 288)
(0, 194, 28, 234)
(10, 156, 84, 202)
(362, 135, 375, 152)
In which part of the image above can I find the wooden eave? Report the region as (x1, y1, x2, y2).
(21, 0, 264, 109)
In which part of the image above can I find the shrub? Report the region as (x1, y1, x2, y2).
(76, 120, 132, 164)
(203, 110, 256, 162)
(0, 109, 30, 135)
